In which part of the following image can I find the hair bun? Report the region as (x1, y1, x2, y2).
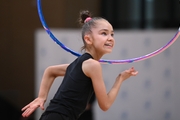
(79, 10, 92, 25)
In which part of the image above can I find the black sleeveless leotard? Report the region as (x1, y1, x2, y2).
(46, 53, 94, 120)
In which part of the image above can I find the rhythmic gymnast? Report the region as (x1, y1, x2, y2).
(21, 10, 138, 120)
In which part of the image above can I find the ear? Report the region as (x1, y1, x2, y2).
(84, 34, 92, 45)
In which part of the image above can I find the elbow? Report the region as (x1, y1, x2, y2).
(98, 99, 112, 111)
(99, 103, 110, 111)
(45, 66, 52, 74)
(101, 107, 109, 111)
(44, 66, 55, 77)
(46, 66, 52, 71)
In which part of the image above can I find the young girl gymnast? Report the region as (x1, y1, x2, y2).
(21, 10, 138, 120)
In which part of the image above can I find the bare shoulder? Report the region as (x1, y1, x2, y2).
(82, 58, 101, 77)
(83, 58, 100, 68)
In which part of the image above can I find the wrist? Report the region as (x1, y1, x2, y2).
(116, 74, 124, 82)
(38, 95, 47, 102)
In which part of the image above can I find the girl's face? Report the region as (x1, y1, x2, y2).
(89, 20, 115, 55)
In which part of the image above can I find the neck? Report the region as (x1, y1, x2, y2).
(85, 50, 104, 61)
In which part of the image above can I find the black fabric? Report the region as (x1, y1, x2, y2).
(78, 93, 96, 120)
(78, 110, 93, 120)
(39, 112, 70, 120)
(45, 53, 94, 120)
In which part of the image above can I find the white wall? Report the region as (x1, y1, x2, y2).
(35, 29, 180, 120)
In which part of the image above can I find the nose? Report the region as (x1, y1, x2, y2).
(108, 35, 114, 41)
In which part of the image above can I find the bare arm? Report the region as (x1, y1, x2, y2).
(22, 64, 69, 117)
(83, 59, 138, 111)
(38, 64, 69, 100)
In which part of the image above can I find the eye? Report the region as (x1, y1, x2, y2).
(111, 33, 114, 37)
(101, 32, 107, 36)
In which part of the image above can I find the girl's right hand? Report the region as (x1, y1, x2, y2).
(21, 97, 46, 117)
(118, 67, 138, 81)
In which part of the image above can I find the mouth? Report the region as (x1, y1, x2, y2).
(104, 43, 113, 47)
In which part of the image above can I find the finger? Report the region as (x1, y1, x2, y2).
(129, 69, 135, 73)
(40, 103, 45, 110)
(130, 67, 136, 72)
(23, 110, 31, 117)
(22, 108, 36, 117)
(22, 109, 30, 117)
(125, 69, 131, 73)
(26, 109, 35, 117)
(131, 71, 138, 76)
(21, 104, 30, 111)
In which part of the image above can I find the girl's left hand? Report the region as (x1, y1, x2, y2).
(119, 67, 138, 81)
